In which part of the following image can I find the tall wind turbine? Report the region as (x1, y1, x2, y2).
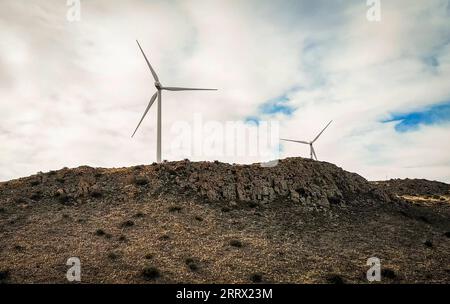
(281, 120, 333, 160)
(132, 40, 217, 163)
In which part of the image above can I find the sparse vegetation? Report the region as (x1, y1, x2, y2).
(185, 258, 199, 272)
(55, 190, 70, 204)
(168, 206, 182, 213)
(229, 239, 243, 248)
(30, 180, 40, 186)
(250, 273, 263, 283)
(107, 252, 119, 260)
(14, 245, 25, 251)
(89, 187, 102, 198)
(221, 206, 231, 213)
(142, 266, 160, 280)
(134, 176, 149, 186)
(424, 240, 433, 248)
(326, 274, 345, 284)
(95, 229, 106, 236)
(381, 268, 397, 280)
(121, 220, 135, 228)
(30, 191, 42, 201)
(0, 270, 10, 283)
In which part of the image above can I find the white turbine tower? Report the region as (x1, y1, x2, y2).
(132, 40, 217, 163)
(281, 120, 333, 160)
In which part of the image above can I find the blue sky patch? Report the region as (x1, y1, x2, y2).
(259, 94, 295, 116)
(383, 101, 450, 132)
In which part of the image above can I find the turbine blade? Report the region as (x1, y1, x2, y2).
(312, 120, 333, 143)
(280, 139, 309, 145)
(131, 92, 158, 138)
(162, 87, 217, 91)
(136, 40, 159, 82)
(312, 146, 318, 160)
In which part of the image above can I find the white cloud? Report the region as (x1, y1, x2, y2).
(0, 0, 449, 182)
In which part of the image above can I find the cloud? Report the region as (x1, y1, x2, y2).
(0, 0, 450, 183)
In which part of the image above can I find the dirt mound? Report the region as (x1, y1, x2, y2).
(373, 179, 450, 196)
(0, 158, 449, 283)
(1, 158, 391, 212)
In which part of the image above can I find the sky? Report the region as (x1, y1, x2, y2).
(1, 0, 450, 182)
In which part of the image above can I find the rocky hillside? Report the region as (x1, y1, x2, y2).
(0, 158, 449, 283)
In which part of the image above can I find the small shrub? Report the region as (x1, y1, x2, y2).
(121, 220, 135, 228)
(326, 274, 345, 284)
(229, 239, 243, 248)
(185, 258, 199, 272)
(107, 252, 119, 260)
(0, 270, 10, 282)
(118, 235, 127, 242)
(14, 245, 25, 251)
(0, 207, 6, 214)
(145, 253, 153, 260)
(89, 188, 102, 198)
(30, 191, 42, 201)
(424, 240, 433, 248)
(381, 268, 397, 279)
(444, 231, 450, 238)
(250, 273, 263, 283)
(56, 192, 70, 204)
(134, 176, 149, 186)
(221, 207, 231, 213)
(248, 202, 259, 208)
(95, 229, 106, 236)
(133, 212, 145, 218)
(159, 234, 170, 241)
(30, 180, 40, 186)
(142, 266, 160, 280)
(194, 216, 203, 222)
(418, 216, 430, 224)
(168, 206, 182, 213)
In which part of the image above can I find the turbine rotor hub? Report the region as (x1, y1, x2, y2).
(155, 81, 162, 89)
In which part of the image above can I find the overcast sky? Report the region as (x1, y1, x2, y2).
(1, 0, 450, 182)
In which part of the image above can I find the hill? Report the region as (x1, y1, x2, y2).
(0, 158, 449, 283)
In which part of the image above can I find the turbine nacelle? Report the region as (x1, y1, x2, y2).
(155, 81, 162, 89)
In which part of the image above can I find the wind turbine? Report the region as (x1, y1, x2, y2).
(132, 40, 217, 163)
(281, 120, 333, 160)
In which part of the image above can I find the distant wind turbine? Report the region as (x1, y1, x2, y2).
(281, 120, 333, 160)
(132, 40, 217, 163)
